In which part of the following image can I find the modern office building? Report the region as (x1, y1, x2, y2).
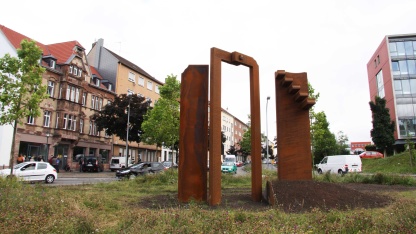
(367, 34, 416, 147)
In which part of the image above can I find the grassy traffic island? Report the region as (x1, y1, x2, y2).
(1, 152, 416, 233)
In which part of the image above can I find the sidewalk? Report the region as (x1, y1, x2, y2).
(57, 170, 115, 178)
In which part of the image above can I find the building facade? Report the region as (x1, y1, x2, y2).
(0, 25, 115, 170)
(367, 34, 416, 146)
(87, 39, 164, 163)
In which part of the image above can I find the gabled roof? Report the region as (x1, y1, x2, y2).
(104, 47, 162, 84)
(0, 24, 49, 54)
(90, 66, 103, 79)
(0, 24, 87, 66)
(47, 41, 85, 64)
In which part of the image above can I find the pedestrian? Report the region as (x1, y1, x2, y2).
(48, 155, 54, 164)
(17, 154, 25, 164)
(55, 156, 60, 173)
(51, 156, 59, 173)
(79, 158, 84, 172)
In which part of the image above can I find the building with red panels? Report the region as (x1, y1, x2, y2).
(350, 141, 371, 154)
(367, 34, 416, 146)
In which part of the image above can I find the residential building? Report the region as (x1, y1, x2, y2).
(87, 39, 163, 163)
(0, 25, 115, 170)
(367, 34, 416, 148)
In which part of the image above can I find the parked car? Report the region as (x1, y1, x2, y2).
(0, 162, 57, 183)
(82, 155, 104, 172)
(162, 161, 178, 169)
(221, 162, 237, 174)
(359, 151, 384, 159)
(109, 156, 132, 171)
(116, 162, 165, 179)
(236, 161, 243, 167)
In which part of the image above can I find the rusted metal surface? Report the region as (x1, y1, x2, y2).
(210, 48, 262, 205)
(178, 65, 209, 202)
(274, 70, 315, 180)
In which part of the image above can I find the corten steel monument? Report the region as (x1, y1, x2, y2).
(275, 70, 315, 180)
(178, 65, 209, 202)
(178, 48, 262, 205)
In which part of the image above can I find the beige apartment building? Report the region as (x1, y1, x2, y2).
(87, 39, 164, 163)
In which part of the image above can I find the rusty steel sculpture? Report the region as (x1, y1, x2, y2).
(275, 70, 315, 180)
(179, 48, 261, 205)
(178, 48, 315, 206)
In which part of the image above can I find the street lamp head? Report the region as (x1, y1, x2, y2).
(267, 96, 270, 100)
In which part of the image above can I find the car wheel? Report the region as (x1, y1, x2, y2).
(338, 169, 344, 175)
(45, 175, 55, 183)
(317, 169, 322, 174)
(129, 174, 136, 180)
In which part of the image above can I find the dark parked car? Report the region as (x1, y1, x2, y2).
(116, 162, 165, 179)
(82, 155, 104, 172)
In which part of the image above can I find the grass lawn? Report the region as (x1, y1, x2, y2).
(0, 154, 415, 233)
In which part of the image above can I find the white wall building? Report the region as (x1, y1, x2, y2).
(0, 27, 17, 167)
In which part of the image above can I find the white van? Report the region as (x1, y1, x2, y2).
(224, 155, 236, 165)
(316, 155, 362, 174)
(110, 156, 132, 171)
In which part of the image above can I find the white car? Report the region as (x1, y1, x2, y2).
(0, 162, 58, 183)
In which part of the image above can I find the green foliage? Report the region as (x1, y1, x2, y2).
(311, 111, 338, 164)
(141, 75, 180, 148)
(0, 39, 47, 125)
(365, 144, 377, 151)
(93, 93, 150, 143)
(239, 126, 251, 156)
(369, 96, 395, 154)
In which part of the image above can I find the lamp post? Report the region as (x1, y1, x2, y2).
(266, 96, 270, 164)
(125, 95, 131, 168)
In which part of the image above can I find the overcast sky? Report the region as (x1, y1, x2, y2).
(2, 0, 416, 143)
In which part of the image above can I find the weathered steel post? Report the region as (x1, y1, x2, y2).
(178, 65, 209, 202)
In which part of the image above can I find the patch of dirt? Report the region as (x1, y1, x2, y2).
(137, 181, 416, 213)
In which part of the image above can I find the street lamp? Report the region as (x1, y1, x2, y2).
(266, 96, 270, 164)
(125, 95, 131, 168)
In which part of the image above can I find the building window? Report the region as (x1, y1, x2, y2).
(47, 81, 54, 97)
(43, 111, 51, 127)
(108, 83, 112, 91)
(79, 70, 82, 77)
(392, 62, 400, 76)
(376, 70, 385, 98)
(73, 67, 78, 76)
(80, 119, 83, 133)
(63, 114, 68, 129)
(27, 116, 34, 125)
(138, 76, 144, 86)
(155, 85, 160, 94)
(82, 93, 87, 106)
(377, 55, 380, 65)
(69, 65, 73, 74)
(128, 72, 135, 82)
(50, 60, 56, 69)
(147, 81, 153, 90)
(66, 85, 80, 102)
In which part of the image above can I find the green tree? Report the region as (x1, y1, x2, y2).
(93, 94, 150, 143)
(239, 127, 251, 157)
(336, 131, 350, 155)
(141, 75, 180, 160)
(369, 96, 395, 156)
(311, 111, 338, 164)
(0, 39, 47, 173)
